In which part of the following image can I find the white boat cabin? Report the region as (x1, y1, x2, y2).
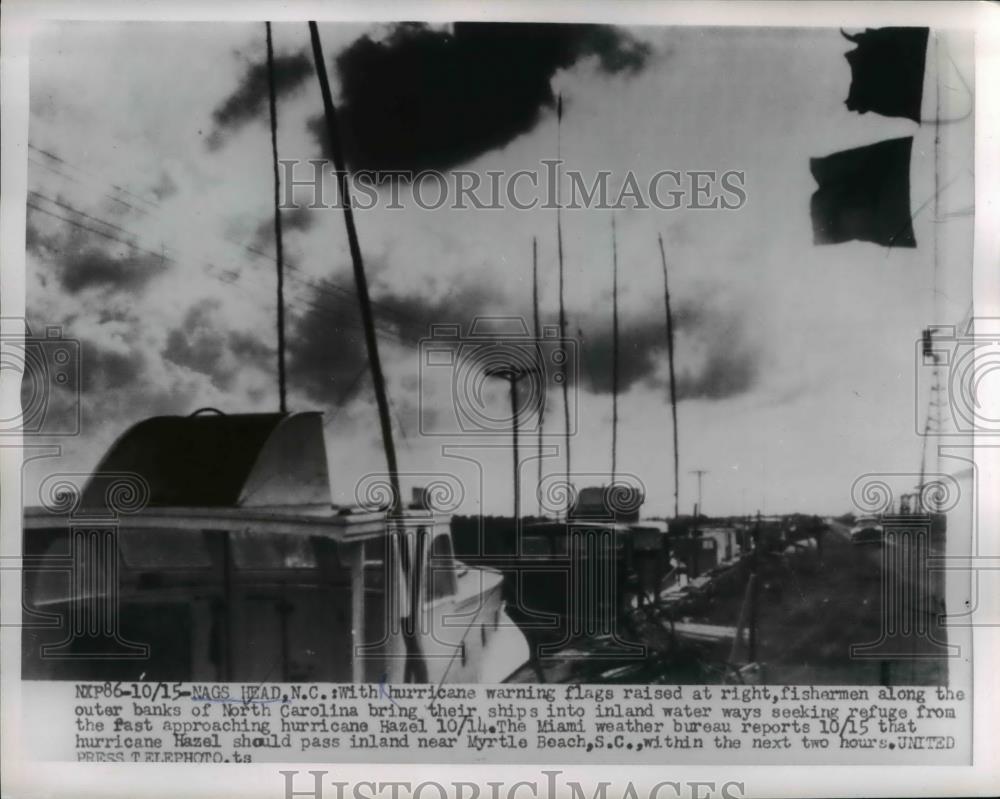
(22, 411, 528, 684)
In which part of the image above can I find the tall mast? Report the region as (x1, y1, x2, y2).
(658, 234, 680, 519)
(308, 22, 400, 512)
(265, 22, 287, 413)
(556, 94, 572, 516)
(532, 236, 544, 516)
(610, 214, 620, 486)
(309, 23, 425, 684)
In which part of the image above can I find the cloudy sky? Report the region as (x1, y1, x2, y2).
(23, 21, 974, 516)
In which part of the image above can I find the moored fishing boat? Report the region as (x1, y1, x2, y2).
(22, 409, 529, 684)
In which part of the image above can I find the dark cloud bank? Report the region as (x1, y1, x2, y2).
(209, 22, 651, 171)
(577, 305, 760, 401)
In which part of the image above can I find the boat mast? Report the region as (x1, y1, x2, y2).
(658, 234, 680, 519)
(556, 94, 572, 516)
(611, 214, 620, 486)
(308, 22, 400, 512)
(308, 23, 425, 683)
(532, 236, 544, 516)
(265, 22, 287, 413)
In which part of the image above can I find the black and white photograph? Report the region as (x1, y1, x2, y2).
(2, 0, 998, 790)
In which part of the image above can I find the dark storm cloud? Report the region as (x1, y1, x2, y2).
(578, 304, 760, 401)
(27, 206, 169, 294)
(207, 50, 313, 148)
(83, 346, 146, 391)
(162, 301, 229, 386)
(288, 275, 499, 403)
(56, 247, 168, 294)
(162, 300, 276, 390)
(675, 341, 758, 400)
(579, 316, 673, 395)
(229, 329, 274, 364)
(313, 22, 652, 172)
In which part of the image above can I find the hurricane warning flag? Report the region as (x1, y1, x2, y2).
(843, 27, 930, 123)
(809, 136, 916, 248)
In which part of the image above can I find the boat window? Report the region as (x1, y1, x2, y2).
(119, 529, 212, 569)
(427, 532, 456, 601)
(230, 530, 317, 570)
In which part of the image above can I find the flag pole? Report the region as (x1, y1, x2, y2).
(658, 234, 680, 520)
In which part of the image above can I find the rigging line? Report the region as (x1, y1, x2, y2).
(885, 169, 964, 254)
(323, 366, 371, 426)
(201, 269, 410, 362)
(30, 144, 431, 331)
(26, 201, 168, 263)
(29, 193, 411, 350)
(917, 49, 974, 126)
(266, 21, 288, 414)
(28, 142, 161, 210)
(27, 157, 151, 216)
(28, 189, 142, 242)
(238, 241, 430, 328)
(29, 186, 415, 343)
